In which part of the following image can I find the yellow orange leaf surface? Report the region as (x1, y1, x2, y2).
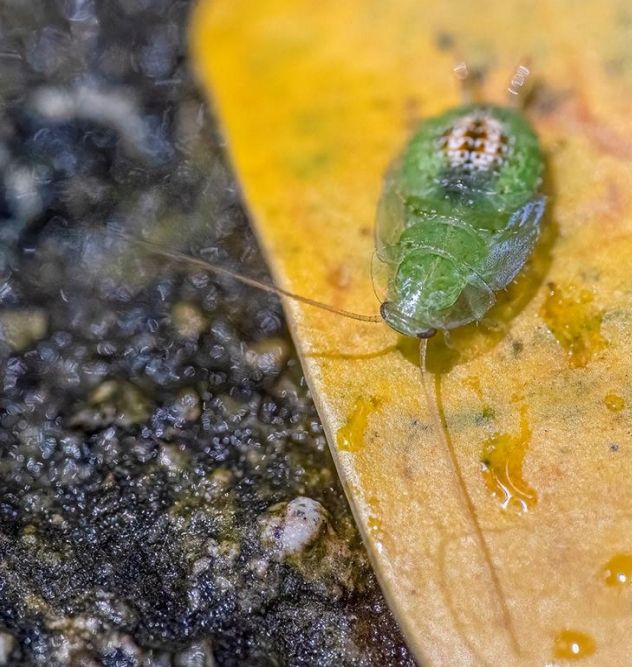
(191, 2, 632, 664)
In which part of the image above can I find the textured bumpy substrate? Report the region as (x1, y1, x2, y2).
(0, 2, 414, 666)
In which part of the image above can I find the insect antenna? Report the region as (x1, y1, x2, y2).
(507, 62, 531, 105)
(453, 61, 470, 82)
(453, 60, 473, 104)
(418, 338, 520, 655)
(117, 232, 383, 324)
(453, 60, 484, 103)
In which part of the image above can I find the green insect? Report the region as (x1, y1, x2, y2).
(376, 102, 545, 339)
(131, 74, 545, 342)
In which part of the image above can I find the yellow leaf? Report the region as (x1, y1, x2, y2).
(191, 1, 632, 664)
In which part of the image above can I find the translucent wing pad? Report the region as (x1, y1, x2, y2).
(479, 197, 546, 290)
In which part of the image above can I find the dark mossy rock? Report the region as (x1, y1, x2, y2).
(0, 1, 413, 666)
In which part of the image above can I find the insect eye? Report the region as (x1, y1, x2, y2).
(380, 302, 437, 339)
(417, 328, 437, 339)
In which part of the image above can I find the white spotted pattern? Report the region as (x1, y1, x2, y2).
(439, 113, 510, 173)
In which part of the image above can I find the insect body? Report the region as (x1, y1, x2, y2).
(132, 104, 545, 337)
(376, 104, 545, 338)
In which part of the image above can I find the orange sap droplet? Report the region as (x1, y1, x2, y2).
(337, 396, 379, 453)
(367, 514, 383, 537)
(604, 393, 625, 412)
(480, 405, 537, 513)
(540, 283, 606, 368)
(463, 376, 483, 400)
(603, 553, 632, 587)
(553, 630, 596, 660)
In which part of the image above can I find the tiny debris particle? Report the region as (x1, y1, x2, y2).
(172, 387, 202, 422)
(0, 632, 15, 666)
(244, 337, 290, 376)
(191, 557, 211, 577)
(173, 640, 215, 667)
(71, 379, 151, 427)
(261, 497, 328, 557)
(0, 308, 48, 352)
(171, 301, 208, 339)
